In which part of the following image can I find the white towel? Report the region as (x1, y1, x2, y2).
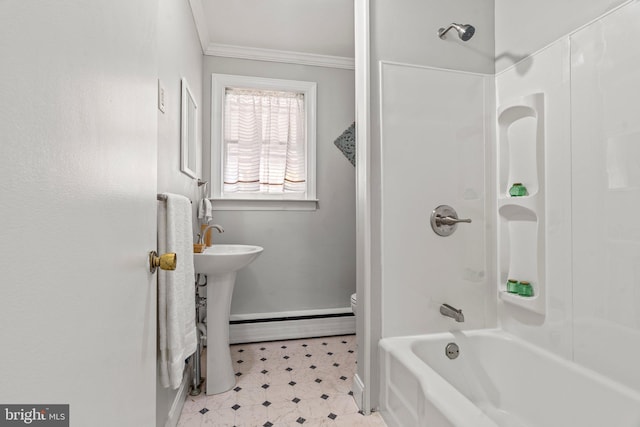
(197, 198, 212, 223)
(158, 193, 197, 389)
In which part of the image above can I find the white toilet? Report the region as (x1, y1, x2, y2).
(350, 293, 357, 315)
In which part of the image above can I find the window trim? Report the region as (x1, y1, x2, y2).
(210, 73, 317, 210)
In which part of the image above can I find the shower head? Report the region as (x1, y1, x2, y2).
(437, 23, 475, 41)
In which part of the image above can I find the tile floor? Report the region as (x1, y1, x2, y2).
(177, 334, 386, 427)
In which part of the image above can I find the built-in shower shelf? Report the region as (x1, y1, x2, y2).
(498, 195, 541, 214)
(499, 291, 545, 315)
(497, 92, 546, 317)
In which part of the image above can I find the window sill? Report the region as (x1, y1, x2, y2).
(210, 198, 318, 211)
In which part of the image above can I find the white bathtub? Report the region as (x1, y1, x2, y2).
(379, 329, 640, 427)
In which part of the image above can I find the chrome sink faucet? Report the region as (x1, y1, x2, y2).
(198, 224, 224, 244)
(440, 303, 464, 322)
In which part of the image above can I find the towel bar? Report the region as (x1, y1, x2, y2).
(157, 194, 192, 203)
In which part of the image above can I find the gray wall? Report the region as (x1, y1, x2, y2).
(495, 0, 630, 72)
(156, 0, 203, 425)
(372, 0, 495, 74)
(202, 56, 356, 315)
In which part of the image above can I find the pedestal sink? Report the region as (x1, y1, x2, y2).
(194, 244, 263, 394)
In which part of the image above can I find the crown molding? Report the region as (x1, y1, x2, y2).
(205, 43, 355, 70)
(187, 0, 209, 53)
(187, 0, 355, 69)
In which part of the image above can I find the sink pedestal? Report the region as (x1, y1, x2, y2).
(205, 271, 237, 395)
(193, 244, 263, 395)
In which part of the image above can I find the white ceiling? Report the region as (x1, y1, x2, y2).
(193, 0, 354, 59)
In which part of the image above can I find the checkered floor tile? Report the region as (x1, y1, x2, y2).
(177, 334, 386, 426)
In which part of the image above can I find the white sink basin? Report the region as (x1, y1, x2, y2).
(192, 244, 263, 395)
(194, 244, 263, 276)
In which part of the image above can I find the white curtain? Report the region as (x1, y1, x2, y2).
(223, 88, 306, 194)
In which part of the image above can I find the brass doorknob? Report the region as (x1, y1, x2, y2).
(149, 251, 177, 273)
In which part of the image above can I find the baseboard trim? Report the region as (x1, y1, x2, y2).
(164, 366, 191, 427)
(228, 308, 355, 344)
(230, 307, 353, 322)
(352, 373, 366, 414)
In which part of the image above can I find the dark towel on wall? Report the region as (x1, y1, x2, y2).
(333, 122, 356, 166)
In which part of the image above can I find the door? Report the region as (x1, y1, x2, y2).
(0, 1, 159, 426)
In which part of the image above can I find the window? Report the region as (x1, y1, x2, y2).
(211, 74, 317, 210)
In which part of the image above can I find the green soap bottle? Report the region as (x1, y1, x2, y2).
(509, 183, 528, 197)
(518, 281, 534, 297)
(506, 279, 519, 293)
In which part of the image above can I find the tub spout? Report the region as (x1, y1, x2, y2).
(440, 303, 464, 322)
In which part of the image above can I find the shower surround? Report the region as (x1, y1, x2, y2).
(361, 0, 640, 422)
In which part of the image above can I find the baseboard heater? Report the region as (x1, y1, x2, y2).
(228, 307, 355, 344)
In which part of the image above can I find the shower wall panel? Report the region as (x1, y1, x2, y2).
(571, 1, 640, 394)
(380, 62, 494, 338)
(495, 0, 630, 72)
(495, 40, 573, 360)
(496, 1, 640, 394)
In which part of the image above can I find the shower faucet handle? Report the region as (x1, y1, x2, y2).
(436, 216, 472, 226)
(430, 205, 472, 237)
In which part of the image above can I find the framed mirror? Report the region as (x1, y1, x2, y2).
(181, 78, 198, 179)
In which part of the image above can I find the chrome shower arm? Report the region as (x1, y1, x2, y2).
(437, 23, 475, 41)
(437, 25, 457, 39)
